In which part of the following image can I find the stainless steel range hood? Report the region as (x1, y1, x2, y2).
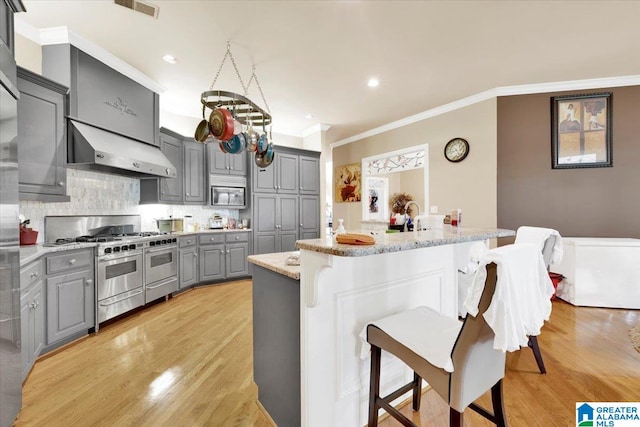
(68, 120, 177, 178)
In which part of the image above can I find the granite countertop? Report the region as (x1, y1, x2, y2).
(20, 229, 253, 266)
(295, 226, 515, 257)
(248, 252, 301, 280)
(173, 228, 252, 236)
(20, 242, 98, 266)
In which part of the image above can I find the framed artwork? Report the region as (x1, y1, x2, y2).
(334, 163, 361, 203)
(363, 176, 388, 221)
(551, 92, 612, 169)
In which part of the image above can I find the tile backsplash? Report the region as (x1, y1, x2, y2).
(20, 169, 240, 242)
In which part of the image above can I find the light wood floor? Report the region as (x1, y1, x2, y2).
(15, 281, 640, 427)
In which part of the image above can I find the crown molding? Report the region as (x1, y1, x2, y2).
(330, 75, 640, 149)
(302, 123, 331, 138)
(15, 23, 165, 94)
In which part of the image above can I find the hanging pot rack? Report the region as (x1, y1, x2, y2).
(196, 42, 275, 166)
(200, 90, 271, 127)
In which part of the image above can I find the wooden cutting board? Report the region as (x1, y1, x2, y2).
(335, 233, 376, 245)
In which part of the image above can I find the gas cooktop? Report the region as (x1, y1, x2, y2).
(46, 232, 170, 246)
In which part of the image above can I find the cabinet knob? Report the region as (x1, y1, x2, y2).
(235, 236, 239, 240)
(194, 253, 198, 258)
(30, 272, 39, 278)
(300, 187, 303, 190)
(68, 259, 76, 265)
(226, 250, 230, 254)
(166, 168, 172, 175)
(86, 279, 93, 286)
(187, 240, 191, 244)
(210, 237, 215, 241)
(186, 193, 190, 196)
(58, 181, 65, 187)
(300, 224, 303, 227)
(29, 302, 36, 310)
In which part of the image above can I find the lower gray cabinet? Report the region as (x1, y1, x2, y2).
(46, 268, 94, 344)
(20, 279, 44, 381)
(226, 243, 249, 278)
(179, 236, 198, 289)
(300, 195, 320, 240)
(253, 194, 298, 254)
(44, 248, 95, 346)
(199, 245, 225, 282)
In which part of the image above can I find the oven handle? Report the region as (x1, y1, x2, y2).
(145, 246, 177, 254)
(146, 277, 177, 290)
(99, 251, 143, 263)
(98, 289, 144, 306)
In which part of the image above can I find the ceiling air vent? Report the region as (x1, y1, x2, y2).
(114, 0, 159, 19)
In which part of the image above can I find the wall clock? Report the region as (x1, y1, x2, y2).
(444, 138, 469, 163)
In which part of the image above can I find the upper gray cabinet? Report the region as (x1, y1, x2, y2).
(42, 45, 159, 146)
(17, 66, 71, 202)
(299, 155, 320, 195)
(253, 150, 298, 194)
(184, 138, 205, 204)
(139, 128, 184, 204)
(207, 143, 247, 176)
(252, 147, 320, 195)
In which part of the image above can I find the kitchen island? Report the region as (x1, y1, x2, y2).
(251, 226, 514, 427)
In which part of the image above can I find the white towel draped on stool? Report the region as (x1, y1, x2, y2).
(515, 226, 563, 265)
(464, 243, 555, 352)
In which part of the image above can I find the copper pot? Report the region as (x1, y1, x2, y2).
(209, 108, 234, 141)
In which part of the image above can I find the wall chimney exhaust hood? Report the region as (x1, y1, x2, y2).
(68, 120, 177, 178)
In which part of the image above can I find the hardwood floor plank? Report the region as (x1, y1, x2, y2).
(16, 281, 640, 427)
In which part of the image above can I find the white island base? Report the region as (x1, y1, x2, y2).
(298, 231, 501, 427)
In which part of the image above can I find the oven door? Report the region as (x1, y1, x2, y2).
(144, 246, 177, 285)
(97, 252, 143, 300)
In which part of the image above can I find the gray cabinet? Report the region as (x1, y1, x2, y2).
(208, 143, 247, 176)
(253, 194, 298, 254)
(20, 260, 44, 381)
(299, 155, 320, 195)
(183, 138, 205, 204)
(197, 232, 250, 283)
(252, 151, 298, 194)
(140, 128, 184, 204)
(225, 232, 249, 278)
(159, 130, 184, 202)
(251, 148, 320, 254)
(17, 66, 70, 202)
(44, 249, 94, 346)
(178, 236, 198, 289)
(198, 233, 225, 282)
(300, 195, 320, 240)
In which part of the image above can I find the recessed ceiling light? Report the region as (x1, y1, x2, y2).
(162, 54, 178, 64)
(367, 78, 379, 88)
(305, 114, 313, 120)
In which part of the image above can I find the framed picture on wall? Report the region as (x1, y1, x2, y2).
(551, 92, 612, 169)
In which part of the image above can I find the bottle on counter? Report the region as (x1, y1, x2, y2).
(451, 209, 462, 226)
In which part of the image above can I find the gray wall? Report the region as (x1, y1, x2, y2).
(497, 85, 640, 238)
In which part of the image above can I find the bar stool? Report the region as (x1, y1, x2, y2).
(515, 226, 563, 374)
(365, 243, 554, 426)
(366, 263, 504, 427)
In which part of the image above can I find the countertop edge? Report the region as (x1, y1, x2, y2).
(248, 253, 300, 280)
(295, 228, 515, 257)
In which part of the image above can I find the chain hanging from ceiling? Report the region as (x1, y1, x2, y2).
(194, 42, 274, 167)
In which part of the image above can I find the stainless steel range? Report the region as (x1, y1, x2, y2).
(45, 215, 178, 324)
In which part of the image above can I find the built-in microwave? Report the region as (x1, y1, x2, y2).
(210, 175, 247, 208)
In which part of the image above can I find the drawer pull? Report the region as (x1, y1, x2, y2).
(99, 290, 143, 306)
(235, 236, 239, 240)
(68, 259, 76, 265)
(30, 272, 39, 278)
